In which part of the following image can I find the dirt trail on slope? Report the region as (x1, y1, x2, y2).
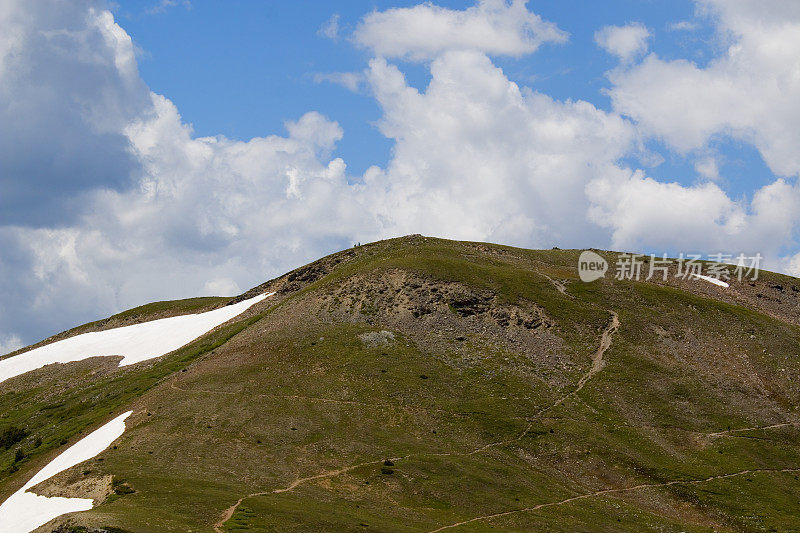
(706, 421, 799, 437)
(214, 498, 246, 532)
(272, 458, 402, 494)
(537, 271, 572, 297)
(212, 312, 621, 530)
(214, 458, 405, 531)
(211, 311, 791, 531)
(575, 311, 619, 392)
(516, 310, 619, 438)
(170, 379, 472, 417)
(427, 467, 800, 532)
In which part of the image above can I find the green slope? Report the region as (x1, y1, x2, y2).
(2, 235, 800, 532)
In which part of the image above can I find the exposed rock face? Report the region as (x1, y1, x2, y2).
(31, 471, 113, 503)
(308, 269, 569, 384)
(318, 270, 553, 333)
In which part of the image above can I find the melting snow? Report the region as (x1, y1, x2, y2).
(0, 411, 132, 532)
(691, 274, 730, 288)
(0, 292, 272, 385)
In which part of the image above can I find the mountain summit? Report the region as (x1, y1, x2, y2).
(2, 235, 800, 532)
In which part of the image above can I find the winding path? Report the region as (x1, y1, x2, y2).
(576, 311, 619, 392)
(706, 421, 798, 438)
(213, 311, 622, 530)
(517, 310, 619, 439)
(210, 309, 800, 531)
(540, 272, 573, 298)
(426, 467, 800, 532)
(214, 457, 406, 531)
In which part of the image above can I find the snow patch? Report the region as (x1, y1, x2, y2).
(691, 274, 730, 288)
(0, 293, 273, 385)
(0, 411, 132, 532)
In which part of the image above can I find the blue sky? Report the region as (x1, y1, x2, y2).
(115, 1, 392, 175)
(1, 0, 799, 348)
(114, 0, 767, 199)
(115, 0, 707, 175)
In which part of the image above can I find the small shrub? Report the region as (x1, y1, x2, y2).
(109, 477, 136, 500)
(13, 448, 25, 462)
(0, 426, 28, 450)
(381, 466, 394, 475)
(114, 484, 135, 495)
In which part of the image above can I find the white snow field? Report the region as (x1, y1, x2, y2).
(0, 292, 273, 385)
(0, 411, 132, 532)
(692, 274, 730, 288)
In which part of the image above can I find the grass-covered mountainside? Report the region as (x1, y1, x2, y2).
(3, 235, 800, 532)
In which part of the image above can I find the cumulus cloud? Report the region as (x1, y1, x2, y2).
(361, 50, 636, 246)
(0, 1, 373, 343)
(598, 0, 800, 268)
(588, 172, 800, 266)
(587, 172, 742, 252)
(353, 0, 567, 61)
(0, 1, 151, 225)
(607, 0, 800, 178)
(0, 98, 370, 342)
(2, 0, 800, 348)
(594, 23, 650, 61)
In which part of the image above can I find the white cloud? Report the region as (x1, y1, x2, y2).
(353, 0, 567, 61)
(607, 0, 800, 178)
(2, 0, 800, 348)
(587, 172, 744, 252)
(145, 0, 191, 16)
(0, 3, 372, 343)
(318, 13, 340, 40)
(668, 20, 699, 32)
(587, 173, 800, 267)
(594, 23, 650, 61)
(599, 1, 800, 269)
(0, 96, 369, 341)
(787, 252, 800, 278)
(0, 334, 23, 356)
(361, 50, 636, 246)
(203, 278, 241, 296)
(0, 1, 151, 225)
(313, 71, 363, 92)
(695, 155, 720, 180)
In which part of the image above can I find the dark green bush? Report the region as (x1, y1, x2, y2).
(0, 426, 27, 450)
(13, 448, 25, 462)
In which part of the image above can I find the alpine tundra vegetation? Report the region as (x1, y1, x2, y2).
(2, 236, 800, 531)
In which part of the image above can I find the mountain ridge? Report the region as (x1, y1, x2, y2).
(2, 235, 800, 532)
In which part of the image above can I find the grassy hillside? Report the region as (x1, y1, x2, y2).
(2, 235, 800, 532)
(0, 295, 238, 498)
